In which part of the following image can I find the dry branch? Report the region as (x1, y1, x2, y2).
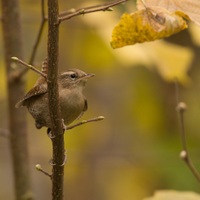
(67, 116, 104, 130)
(175, 82, 200, 183)
(58, 0, 128, 22)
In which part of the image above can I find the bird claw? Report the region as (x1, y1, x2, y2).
(60, 152, 67, 166)
(47, 128, 56, 138)
(46, 119, 66, 138)
(49, 150, 67, 166)
(62, 119, 67, 132)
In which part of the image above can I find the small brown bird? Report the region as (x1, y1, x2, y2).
(15, 69, 94, 129)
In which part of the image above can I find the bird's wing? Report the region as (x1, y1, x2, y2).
(15, 84, 47, 108)
(75, 98, 88, 121)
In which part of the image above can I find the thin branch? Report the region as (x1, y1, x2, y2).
(67, 116, 104, 130)
(29, 0, 47, 65)
(17, 0, 47, 78)
(58, 0, 129, 23)
(176, 102, 188, 151)
(175, 81, 200, 183)
(35, 164, 52, 179)
(11, 57, 47, 78)
(180, 150, 200, 182)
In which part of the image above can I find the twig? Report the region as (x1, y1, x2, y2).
(11, 57, 47, 78)
(17, 0, 47, 78)
(58, 0, 129, 23)
(29, 0, 47, 65)
(35, 164, 52, 179)
(67, 116, 104, 130)
(180, 150, 200, 182)
(175, 81, 200, 183)
(176, 102, 188, 151)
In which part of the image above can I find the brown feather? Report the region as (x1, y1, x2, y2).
(15, 84, 47, 108)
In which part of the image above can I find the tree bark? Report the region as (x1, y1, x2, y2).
(47, 0, 65, 199)
(1, 0, 33, 200)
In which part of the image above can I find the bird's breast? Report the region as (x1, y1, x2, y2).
(59, 89, 85, 125)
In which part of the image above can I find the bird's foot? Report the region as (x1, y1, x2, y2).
(47, 128, 56, 139)
(62, 119, 67, 132)
(49, 150, 67, 166)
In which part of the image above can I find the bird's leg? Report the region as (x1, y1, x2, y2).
(46, 119, 66, 138)
(49, 150, 67, 166)
(61, 119, 67, 132)
(47, 128, 56, 138)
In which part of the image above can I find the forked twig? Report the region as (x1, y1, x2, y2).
(58, 0, 128, 23)
(175, 81, 200, 182)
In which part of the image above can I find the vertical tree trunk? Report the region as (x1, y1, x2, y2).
(1, 0, 33, 199)
(47, 0, 65, 199)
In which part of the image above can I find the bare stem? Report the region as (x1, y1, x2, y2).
(176, 102, 188, 151)
(17, 0, 47, 78)
(58, 0, 128, 23)
(11, 57, 47, 78)
(180, 151, 200, 182)
(29, 0, 47, 65)
(67, 116, 104, 130)
(35, 164, 52, 179)
(175, 81, 200, 183)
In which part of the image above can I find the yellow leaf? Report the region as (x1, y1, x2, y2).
(111, 7, 188, 48)
(137, 0, 200, 26)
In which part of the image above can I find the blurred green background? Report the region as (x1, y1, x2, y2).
(1, 0, 200, 199)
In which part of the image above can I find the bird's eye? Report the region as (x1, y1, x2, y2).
(70, 73, 77, 80)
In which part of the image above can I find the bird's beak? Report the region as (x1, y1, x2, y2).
(77, 73, 95, 81)
(85, 73, 95, 78)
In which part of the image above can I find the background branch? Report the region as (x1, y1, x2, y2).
(1, 0, 33, 199)
(29, 0, 47, 65)
(176, 81, 200, 183)
(17, 0, 47, 78)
